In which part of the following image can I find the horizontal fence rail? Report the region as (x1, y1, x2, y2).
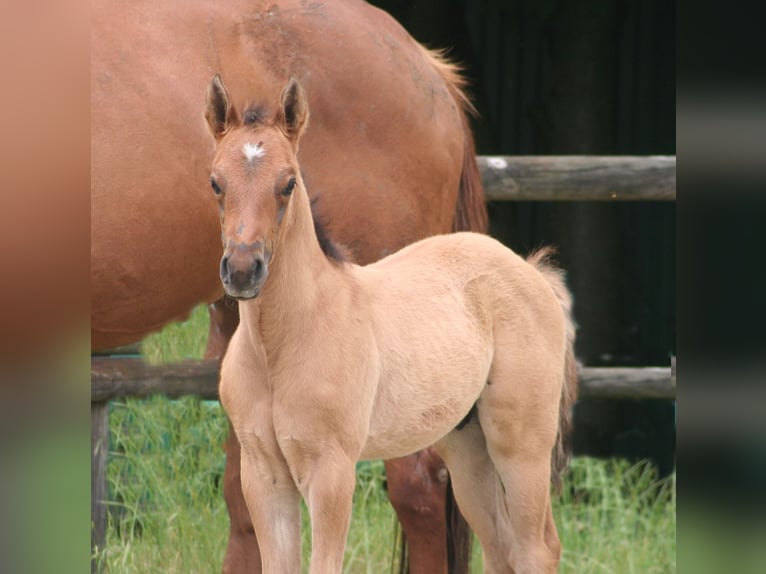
(91, 358, 676, 402)
(479, 155, 676, 201)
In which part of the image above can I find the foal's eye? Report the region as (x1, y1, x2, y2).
(210, 178, 223, 196)
(281, 177, 297, 197)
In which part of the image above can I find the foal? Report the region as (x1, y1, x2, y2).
(207, 76, 577, 574)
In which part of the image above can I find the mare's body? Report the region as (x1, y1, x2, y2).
(92, 1, 485, 571)
(91, 0, 482, 348)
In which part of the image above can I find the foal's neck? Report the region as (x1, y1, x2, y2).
(242, 182, 342, 351)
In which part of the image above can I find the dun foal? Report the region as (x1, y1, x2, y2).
(207, 76, 577, 574)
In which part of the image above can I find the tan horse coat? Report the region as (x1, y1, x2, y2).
(210, 77, 576, 574)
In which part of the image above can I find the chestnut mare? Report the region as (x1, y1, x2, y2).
(92, 1, 485, 572)
(208, 76, 578, 574)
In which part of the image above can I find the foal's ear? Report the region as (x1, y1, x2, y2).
(276, 76, 309, 144)
(205, 74, 239, 140)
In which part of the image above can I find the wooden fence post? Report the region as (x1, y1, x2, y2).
(91, 401, 109, 574)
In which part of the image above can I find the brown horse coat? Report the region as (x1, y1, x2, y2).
(92, 0, 483, 349)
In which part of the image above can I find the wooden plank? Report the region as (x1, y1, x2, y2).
(577, 367, 675, 400)
(91, 357, 219, 402)
(91, 343, 142, 356)
(91, 358, 675, 401)
(478, 155, 676, 201)
(91, 402, 109, 573)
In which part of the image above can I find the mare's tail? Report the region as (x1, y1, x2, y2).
(394, 478, 472, 574)
(419, 46, 488, 235)
(527, 248, 579, 492)
(445, 475, 472, 574)
(451, 112, 488, 234)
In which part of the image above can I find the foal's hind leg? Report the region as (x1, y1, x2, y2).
(479, 358, 563, 574)
(435, 418, 515, 574)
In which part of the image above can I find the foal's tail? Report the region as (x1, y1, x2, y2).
(527, 248, 579, 493)
(420, 46, 488, 235)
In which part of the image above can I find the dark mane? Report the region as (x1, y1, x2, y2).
(242, 104, 269, 126)
(310, 195, 347, 263)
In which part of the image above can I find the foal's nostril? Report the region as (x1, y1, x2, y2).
(253, 257, 264, 279)
(220, 256, 230, 282)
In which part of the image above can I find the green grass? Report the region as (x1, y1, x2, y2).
(140, 304, 210, 364)
(99, 397, 230, 572)
(97, 397, 399, 573)
(553, 459, 675, 574)
(96, 305, 676, 572)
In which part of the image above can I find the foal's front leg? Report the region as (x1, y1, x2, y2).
(282, 439, 358, 574)
(238, 427, 303, 573)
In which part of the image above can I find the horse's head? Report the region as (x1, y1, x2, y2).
(205, 75, 309, 299)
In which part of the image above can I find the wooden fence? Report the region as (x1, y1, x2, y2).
(91, 155, 676, 570)
(478, 156, 675, 201)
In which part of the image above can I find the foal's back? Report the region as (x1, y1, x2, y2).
(362, 232, 561, 330)
(355, 232, 567, 460)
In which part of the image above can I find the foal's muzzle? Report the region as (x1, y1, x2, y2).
(219, 243, 269, 299)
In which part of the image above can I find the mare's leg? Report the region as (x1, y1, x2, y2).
(204, 297, 239, 360)
(384, 450, 449, 574)
(479, 354, 563, 574)
(221, 421, 261, 574)
(435, 418, 515, 574)
(203, 299, 261, 574)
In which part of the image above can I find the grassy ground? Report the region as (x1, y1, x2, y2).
(95, 305, 676, 572)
